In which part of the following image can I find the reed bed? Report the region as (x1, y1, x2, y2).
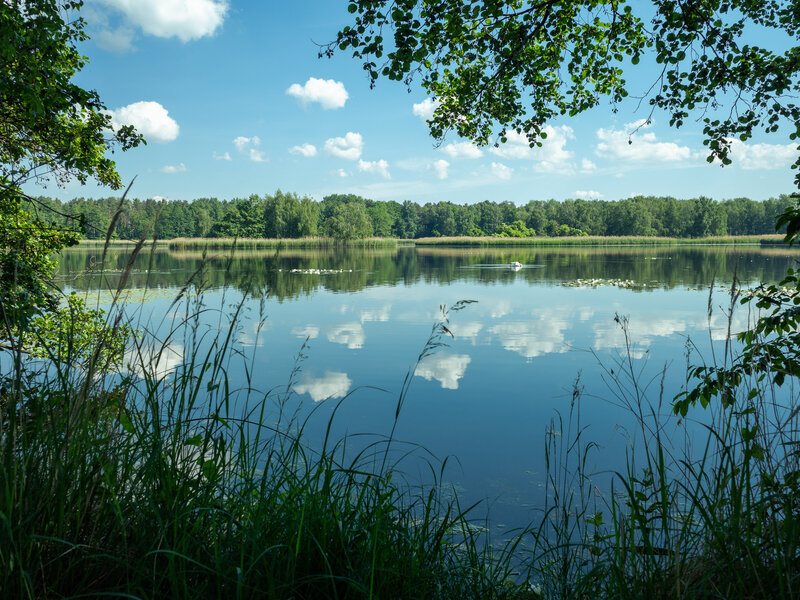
(77, 238, 166, 247)
(414, 234, 777, 246)
(166, 236, 399, 250)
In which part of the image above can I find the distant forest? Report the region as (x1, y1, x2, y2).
(29, 192, 796, 240)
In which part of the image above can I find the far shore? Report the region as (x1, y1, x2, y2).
(73, 234, 791, 249)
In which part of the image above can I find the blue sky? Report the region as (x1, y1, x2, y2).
(42, 0, 798, 204)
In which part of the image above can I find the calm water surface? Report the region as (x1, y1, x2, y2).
(59, 244, 800, 533)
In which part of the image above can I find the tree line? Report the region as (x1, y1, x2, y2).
(32, 192, 795, 241)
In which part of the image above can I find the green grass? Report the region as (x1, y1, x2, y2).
(77, 238, 166, 247)
(166, 236, 399, 250)
(414, 234, 781, 246)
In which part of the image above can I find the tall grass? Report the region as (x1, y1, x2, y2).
(414, 234, 780, 247)
(166, 236, 399, 250)
(523, 301, 800, 599)
(0, 264, 523, 598)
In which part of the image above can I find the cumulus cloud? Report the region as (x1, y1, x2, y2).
(360, 305, 391, 323)
(593, 316, 682, 360)
(324, 132, 363, 160)
(580, 158, 597, 173)
(595, 120, 691, 163)
(358, 159, 391, 179)
(489, 300, 512, 319)
(336, 169, 350, 178)
(431, 159, 450, 180)
(489, 126, 575, 174)
(106, 101, 179, 143)
(575, 190, 603, 200)
(233, 136, 268, 163)
(447, 321, 483, 344)
(724, 139, 797, 170)
(213, 151, 231, 161)
(327, 322, 365, 349)
(489, 315, 570, 360)
(416, 352, 471, 390)
(442, 141, 483, 159)
(289, 143, 317, 157)
(413, 97, 439, 121)
(291, 325, 320, 339)
(94, 25, 136, 52)
(491, 162, 513, 180)
(286, 77, 349, 110)
(294, 371, 352, 402)
(160, 162, 187, 174)
(97, 0, 228, 42)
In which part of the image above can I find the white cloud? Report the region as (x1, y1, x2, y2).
(595, 121, 691, 163)
(106, 101, 179, 143)
(150, 195, 168, 202)
(489, 126, 575, 173)
(489, 315, 570, 360)
(725, 139, 797, 170)
(213, 151, 231, 161)
(94, 25, 136, 52)
(336, 169, 350, 178)
(286, 77, 349, 110)
(358, 159, 391, 179)
(491, 162, 513, 180)
(327, 322, 365, 349)
(413, 97, 439, 121)
(233, 136, 268, 163)
(416, 352, 471, 390)
(431, 159, 450, 180)
(442, 141, 483, 159)
(324, 132, 363, 160)
(447, 321, 483, 345)
(289, 143, 317, 157)
(294, 371, 352, 402)
(160, 162, 187, 174)
(360, 305, 391, 323)
(575, 189, 603, 200)
(291, 325, 319, 339)
(489, 300, 512, 319)
(580, 158, 597, 173)
(97, 0, 228, 42)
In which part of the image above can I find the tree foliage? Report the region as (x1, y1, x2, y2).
(329, 0, 800, 180)
(40, 192, 791, 241)
(0, 0, 142, 325)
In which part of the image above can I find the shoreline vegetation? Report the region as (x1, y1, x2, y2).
(75, 233, 793, 251)
(34, 193, 797, 244)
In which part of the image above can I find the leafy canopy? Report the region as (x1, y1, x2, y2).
(328, 0, 800, 180)
(0, 0, 142, 322)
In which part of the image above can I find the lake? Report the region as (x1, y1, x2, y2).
(58, 244, 799, 537)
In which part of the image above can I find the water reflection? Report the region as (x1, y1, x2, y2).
(292, 325, 320, 339)
(326, 323, 365, 349)
(416, 352, 472, 390)
(59, 245, 800, 301)
(489, 314, 571, 360)
(294, 371, 352, 402)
